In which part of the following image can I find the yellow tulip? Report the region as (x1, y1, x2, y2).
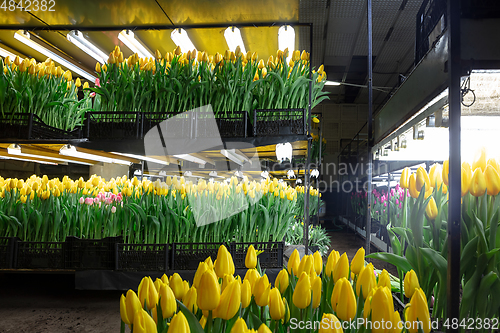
(133, 309, 156, 333)
(469, 167, 486, 197)
(231, 318, 249, 333)
(350, 247, 365, 275)
(400, 167, 411, 189)
(253, 275, 271, 307)
(409, 173, 420, 199)
(356, 263, 377, 299)
(332, 253, 349, 283)
(241, 279, 252, 308)
(161, 273, 169, 285)
(193, 262, 209, 288)
(245, 245, 257, 269)
(214, 244, 235, 278)
(197, 270, 220, 311)
(462, 164, 472, 196)
(405, 288, 431, 333)
(258, 323, 272, 333)
(268, 287, 285, 320)
(312, 275, 322, 308)
(297, 254, 313, 276)
(365, 287, 395, 333)
(472, 147, 487, 172)
(313, 251, 323, 275)
(275, 269, 289, 294)
(416, 166, 430, 192)
(169, 311, 190, 333)
(221, 274, 235, 293)
(403, 269, 420, 298)
(429, 163, 443, 189)
(331, 277, 356, 321)
(215, 280, 241, 320)
(293, 272, 311, 309)
(488, 158, 500, 174)
(287, 249, 300, 275)
(325, 250, 340, 279)
(123, 290, 142, 326)
(425, 196, 438, 220)
(485, 164, 500, 196)
(244, 268, 260, 290)
(159, 283, 177, 319)
(169, 273, 186, 300)
(442, 159, 449, 186)
(138, 276, 158, 310)
(183, 286, 198, 314)
(319, 313, 343, 333)
(119, 294, 132, 325)
(377, 269, 391, 290)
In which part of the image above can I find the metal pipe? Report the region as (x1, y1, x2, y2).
(447, 0, 461, 330)
(317, 121, 323, 220)
(365, 0, 373, 256)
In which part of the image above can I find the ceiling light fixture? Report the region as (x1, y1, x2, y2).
(325, 81, 341, 86)
(224, 27, 246, 54)
(220, 149, 247, 166)
(171, 28, 196, 53)
(60, 145, 131, 165)
(7, 144, 93, 166)
(112, 152, 173, 166)
(118, 30, 154, 59)
(14, 30, 96, 82)
(173, 154, 206, 165)
(278, 25, 295, 62)
(67, 30, 108, 64)
(0, 155, 58, 165)
(0, 46, 17, 58)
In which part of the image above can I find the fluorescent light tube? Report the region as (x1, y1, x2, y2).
(67, 30, 108, 64)
(173, 154, 206, 165)
(325, 81, 341, 86)
(171, 28, 196, 53)
(118, 30, 154, 59)
(220, 149, 247, 166)
(7, 144, 93, 166)
(14, 30, 96, 82)
(111, 152, 172, 166)
(0, 155, 58, 165)
(0, 46, 17, 59)
(60, 145, 131, 165)
(278, 25, 295, 62)
(224, 27, 246, 54)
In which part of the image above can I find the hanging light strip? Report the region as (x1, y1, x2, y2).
(67, 30, 108, 64)
(170, 28, 196, 53)
(278, 25, 295, 62)
(118, 30, 154, 59)
(224, 27, 246, 54)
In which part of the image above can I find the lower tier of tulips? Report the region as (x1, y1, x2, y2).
(120, 245, 431, 333)
(0, 174, 319, 244)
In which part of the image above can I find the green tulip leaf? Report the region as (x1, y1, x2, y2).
(176, 300, 205, 333)
(366, 252, 412, 272)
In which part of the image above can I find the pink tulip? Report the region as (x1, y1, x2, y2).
(111, 206, 116, 213)
(95, 78, 101, 87)
(395, 184, 400, 191)
(93, 197, 100, 203)
(105, 198, 113, 205)
(79, 197, 85, 204)
(84, 197, 94, 205)
(396, 199, 399, 205)
(98, 202, 102, 208)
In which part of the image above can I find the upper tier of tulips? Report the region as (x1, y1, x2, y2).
(120, 245, 430, 333)
(369, 147, 500, 324)
(0, 46, 328, 131)
(0, 174, 319, 244)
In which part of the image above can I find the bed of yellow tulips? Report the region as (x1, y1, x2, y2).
(369, 147, 500, 326)
(120, 245, 431, 333)
(0, 174, 318, 245)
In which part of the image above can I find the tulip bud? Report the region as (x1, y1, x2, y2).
(75, 78, 82, 88)
(241, 279, 252, 308)
(311, 275, 322, 308)
(416, 166, 430, 192)
(312, 251, 323, 275)
(253, 275, 271, 307)
(331, 277, 356, 321)
(275, 269, 289, 294)
(174, 45, 182, 56)
(403, 269, 420, 298)
(266, 287, 285, 320)
(469, 166, 486, 197)
(350, 247, 365, 275)
(133, 309, 156, 333)
(484, 164, 500, 196)
(287, 249, 300, 275)
(102, 64, 107, 72)
(231, 318, 249, 333)
(324, 250, 339, 279)
(183, 286, 198, 313)
(197, 270, 220, 310)
(428, 163, 443, 190)
(214, 244, 235, 278)
(425, 196, 438, 220)
(137, 276, 158, 310)
(293, 272, 311, 309)
(297, 254, 313, 276)
(119, 294, 132, 325)
(406, 288, 431, 333)
(409, 173, 420, 199)
(169, 273, 187, 300)
(123, 290, 142, 326)
(356, 263, 377, 299)
(377, 269, 391, 290)
(159, 283, 177, 319)
(332, 252, 349, 283)
(168, 311, 190, 333)
(319, 313, 343, 333)
(472, 147, 487, 172)
(215, 280, 241, 320)
(245, 244, 257, 269)
(364, 287, 395, 331)
(243, 268, 260, 289)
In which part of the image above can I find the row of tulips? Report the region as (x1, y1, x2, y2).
(369, 147, 500, 326)
(0, 56, 93, 130)
(0, 174, 319, 244)
(90, 46, 329, 121)
(120, 244, 431, 332)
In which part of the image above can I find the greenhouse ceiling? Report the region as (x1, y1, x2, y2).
(0, 0, 427, 105)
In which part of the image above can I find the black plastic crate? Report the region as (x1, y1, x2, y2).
(253, 108, 306, 136)
(64, 236, 123, 270)
(85, 112, 141, 140)
(16, 241, 64, 269)
(0, 237, 18, 269)
(0, 113, 82, 140)
(171, 242, 226, 270)
(116, 243, 170, 271)
(230, 241, 284, 269)
(142, 112, 192, 139)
